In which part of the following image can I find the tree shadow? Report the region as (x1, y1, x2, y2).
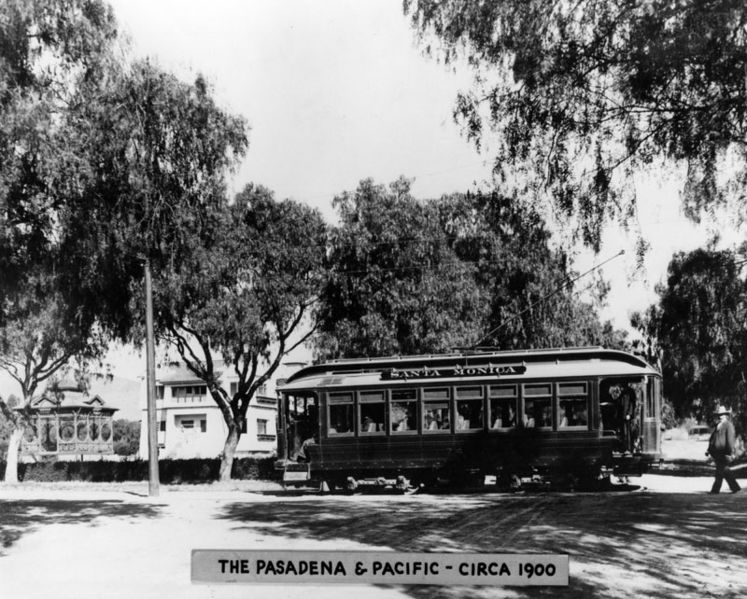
(0, 499, 163, 555)
(218, 491, 747, 598)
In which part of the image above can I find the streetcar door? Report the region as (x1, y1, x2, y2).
(280, 392, 318, 461)
(599, 378, 645, 453)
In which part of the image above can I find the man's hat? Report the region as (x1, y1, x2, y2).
(714, 405, 732, 415)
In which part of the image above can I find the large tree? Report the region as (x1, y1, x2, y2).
(438, 190, 628, 349)
(0, 0, 118, 310)
(58, 60, 248, 339)
(0, 0, 120, 483)
(0, 271, 108, 482)
(154, 184, 327, 480)
(317, 178, 626, 359)
(634, 247, 747, 427)
(318, 177, 486, 358)
(404, 0, 747, 249)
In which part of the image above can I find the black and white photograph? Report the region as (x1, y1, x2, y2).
(1, 1, 746, 597)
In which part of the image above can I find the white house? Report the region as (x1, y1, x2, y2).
(138, 360, 306, 460)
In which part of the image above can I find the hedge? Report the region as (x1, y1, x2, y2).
(0, 456, 278, 484)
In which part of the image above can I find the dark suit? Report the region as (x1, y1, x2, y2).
(708, 418, 740, 493)
(620, 389, 636, 453)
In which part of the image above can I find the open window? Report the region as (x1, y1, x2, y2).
(328, 392, 354, 436)
(455, 386, 483, 431)
(391, 389, 417, 433)
(359, 390, 385, 434)
(423, 388, 451, 432)
(557, 382, 588, 430)
(489, 385, 518, 429)
(523, 384, 552, 428)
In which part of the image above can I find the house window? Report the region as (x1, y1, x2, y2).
(172, 385, 208, 403)
(230, 382, 238, 396)
(200, 419, 207, 433)
(159, 421, 166, 432)
(181, 420, 194, 429)
(257, 419, 268, 436)
(156, 385, 164, 399)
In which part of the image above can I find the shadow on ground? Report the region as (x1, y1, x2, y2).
(218, 492, 747, 599)
(0, 500, 163, 555)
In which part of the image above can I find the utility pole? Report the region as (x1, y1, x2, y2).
(145, 256, 160, 496)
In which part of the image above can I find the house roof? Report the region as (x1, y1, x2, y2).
(22, 387, 118, 414)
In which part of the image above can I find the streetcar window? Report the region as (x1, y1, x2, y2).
(489, 386, 517, 429)
(646, 378, 655, 418)
(456, 397, 483, 430)
(423, 401, 451, 432)
(328, 393, 354, 435)
(558, 383, 588, 429)
(391, 389, 416, 433)
(359, 390, 385, 434)
(524, 384, 552, 428)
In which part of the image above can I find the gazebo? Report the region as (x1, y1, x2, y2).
(17, 385, 118, 458)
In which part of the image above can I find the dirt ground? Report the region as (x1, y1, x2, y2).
(1, 468, 746, 599)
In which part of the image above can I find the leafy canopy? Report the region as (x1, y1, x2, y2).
(405, 0, 747, 249)
(317, 177, 626, 359)
(153, 184, 327, 479)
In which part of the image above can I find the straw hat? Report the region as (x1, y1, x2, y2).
(714, 405, 732, 415)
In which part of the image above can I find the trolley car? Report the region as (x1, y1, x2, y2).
(275, 347, 662, 490)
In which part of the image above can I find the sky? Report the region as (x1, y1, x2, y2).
(55, 1, 747, 380)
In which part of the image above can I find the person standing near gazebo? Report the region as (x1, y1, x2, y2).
(706, 406, 741, 494)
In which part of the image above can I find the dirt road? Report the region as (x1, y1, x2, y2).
(0, 475, 744, 599)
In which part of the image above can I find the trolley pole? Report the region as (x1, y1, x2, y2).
(145, 256, 160, 496)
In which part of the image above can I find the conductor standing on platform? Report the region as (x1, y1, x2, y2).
(707, 406, 741, 494)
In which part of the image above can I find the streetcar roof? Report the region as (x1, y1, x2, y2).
(279, 347, 659, 392)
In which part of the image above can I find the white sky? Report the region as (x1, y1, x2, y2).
(97, 0, 745, 375)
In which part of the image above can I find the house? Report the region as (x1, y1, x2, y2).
(138, 360, 306, 460)
(17, 385, 118, 462)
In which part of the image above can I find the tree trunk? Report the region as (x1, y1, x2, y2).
(4, 425, 24, 484)
(218, 425, 240, 482)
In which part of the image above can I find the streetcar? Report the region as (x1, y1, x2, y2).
(275, 347, 662, 491)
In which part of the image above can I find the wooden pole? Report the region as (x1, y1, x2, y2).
(145, 257, 160, 496)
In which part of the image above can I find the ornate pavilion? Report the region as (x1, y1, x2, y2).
(17, 385, 118, 459)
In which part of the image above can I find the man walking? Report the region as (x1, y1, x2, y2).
(707, 406, 741, 494)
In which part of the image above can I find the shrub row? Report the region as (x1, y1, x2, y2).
(0, 456, 278, 484)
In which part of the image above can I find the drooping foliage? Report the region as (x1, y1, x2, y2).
(0, 0, 119, 309)
(59, 60, 248, 339)
(634, 247, 747, 428)
(404, 0, 747, 249)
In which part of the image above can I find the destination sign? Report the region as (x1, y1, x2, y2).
(381, 363, 527, 380)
